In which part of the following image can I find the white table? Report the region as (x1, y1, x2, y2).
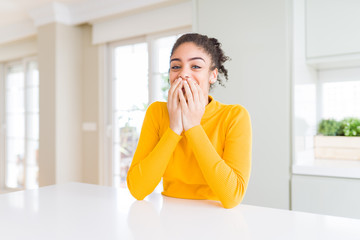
(0, 182, 359, 240)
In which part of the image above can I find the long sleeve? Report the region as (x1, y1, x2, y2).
(127, 102, 182, 200)
(184, 105, 252, 208)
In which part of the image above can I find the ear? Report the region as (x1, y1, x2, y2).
(209, 68, 218, 84)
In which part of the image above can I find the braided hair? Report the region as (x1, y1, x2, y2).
(170, 33, 230, 88)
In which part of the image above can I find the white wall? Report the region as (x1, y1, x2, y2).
(0, 64, 4, 189)
(82, 25, 99, 184)
(292, 0, 317, 167)
(38, 23, 83, 186)
(56, 23, 83, 183)
(0, 37, 37, 62)
(195, 0, 291, 209)
(38, 24, 57, 185)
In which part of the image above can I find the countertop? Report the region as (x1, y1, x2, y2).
(1, 182, 360, 239)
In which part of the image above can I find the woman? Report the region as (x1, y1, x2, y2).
(127, 33, 252, 209)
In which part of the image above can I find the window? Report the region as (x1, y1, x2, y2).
(322, 81, 360, 120)
(0, 59, 39, 190)
(314, 67, 360, 125)
(107, 32, 185, 188)
(112, 42, 148, 188)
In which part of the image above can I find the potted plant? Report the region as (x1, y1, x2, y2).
(314, 118, 360, 160)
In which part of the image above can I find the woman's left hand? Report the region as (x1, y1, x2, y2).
(178, 78, 207, 131)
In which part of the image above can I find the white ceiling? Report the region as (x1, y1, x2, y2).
(0, 0, 85, 26)
(0, 0, 179, 44)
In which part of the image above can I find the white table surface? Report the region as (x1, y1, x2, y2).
(1, 182, 360, 240)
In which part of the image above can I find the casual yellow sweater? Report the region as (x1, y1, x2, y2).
(127, 96, 252, 208)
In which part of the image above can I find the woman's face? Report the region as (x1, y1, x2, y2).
(169, 42, 218, 99)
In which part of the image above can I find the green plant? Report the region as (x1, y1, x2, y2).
(335, 119, 346, 136)
(342, 118, 360, 136)
(317, 119, 341, 136)
(317, 117, 360, 136)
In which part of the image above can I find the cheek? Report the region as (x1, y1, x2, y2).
(169, 72, 178, 84)
(198, 82, 210, 94)
(197, 75, 211, 91)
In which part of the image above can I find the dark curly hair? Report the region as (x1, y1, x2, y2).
(170, 33, 230, 88)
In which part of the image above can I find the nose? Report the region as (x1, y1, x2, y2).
(179, 72, 189, 80)
(178, 67, 190, 80)
(179, 75, 189, 80)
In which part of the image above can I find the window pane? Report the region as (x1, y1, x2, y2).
(322, 81, 360, 120)
(153, 36, 178, 102)
(114, 43, 148, 110)
(27, 61, 39, 86)
(26, 140, 39, 166)
(156, 36, 177, 73)
(6, 65, 24, 89)
(26, 87, 39, 112)
(6, 162, 23, 188)
(4, 61, 39, 190)
(26, 166, 39, 189)
(6, 113, 25, 138)
(110, 34, 185, 188)
(6, 138, 25, 188)
(6, 88, 25, 113)
(26, 139, 39, 189)
(113, 42, 148, 187)
(27, 113, 39, 140)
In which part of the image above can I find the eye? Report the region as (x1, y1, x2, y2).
(192, 65, 201, 69)
(171, 65, 180, 70)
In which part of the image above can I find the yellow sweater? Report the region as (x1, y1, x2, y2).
(127, 96, 252, 208)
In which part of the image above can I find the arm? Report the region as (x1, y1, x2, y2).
(179, 78, 252, 208)
(185, 107, 252, 209)
(127, 103, 182, 200)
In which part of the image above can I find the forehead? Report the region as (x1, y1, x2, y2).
(171, 42, 210, 60)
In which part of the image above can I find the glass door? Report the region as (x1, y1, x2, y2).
(109, 33, 184, 188)
(4, 60, 39, 190)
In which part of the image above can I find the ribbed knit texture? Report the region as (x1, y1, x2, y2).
(127, 96, 252, 208)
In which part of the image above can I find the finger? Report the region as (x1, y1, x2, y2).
(170, 80, 183, 106)
(178, 88, 188, 110)
(175, 80, 184, 100)
(168, 77, 182, 99)
(188, 79, 200, 104)
(195, 83, 206, 106)
(183, 80, 194, 106)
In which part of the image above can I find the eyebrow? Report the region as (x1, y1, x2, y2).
(170, 57, 206, 63)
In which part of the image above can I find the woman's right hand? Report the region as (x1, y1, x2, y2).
(167, 77, 183, 135)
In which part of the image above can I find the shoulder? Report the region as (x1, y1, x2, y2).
(145, 101, 168, 118)
(147, 101, 167, 112)
(217, 103, 251, 135)
(142, 101, 168, 130)
(217, 101, 250, 121)
(211, 100, 252, 134)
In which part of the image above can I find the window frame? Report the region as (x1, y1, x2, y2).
(100, 28, 190, 187)
(0, 56, 38, 191)
(0, 63, 5, 190)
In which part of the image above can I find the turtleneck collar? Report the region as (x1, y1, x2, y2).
(203, 95, 220, 119)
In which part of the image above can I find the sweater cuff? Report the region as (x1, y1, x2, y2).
(166, 127, 183, 142)
(184, 125, 205, 141)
